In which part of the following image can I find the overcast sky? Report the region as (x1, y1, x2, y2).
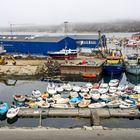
(0, 0, 140, 27)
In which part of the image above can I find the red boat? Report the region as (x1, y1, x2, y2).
(126, 40, 137, 47)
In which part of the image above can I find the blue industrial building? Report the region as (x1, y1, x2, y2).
(0, 34, 106, 55)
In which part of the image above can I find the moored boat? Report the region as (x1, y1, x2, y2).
(0, 102, 9, 115)
(47, 82, 57, 95)
(78, 100, 91, 108)
(6, 107, 19, 119)
(48, 48, 77, 59)
(13, 95, 26, 102)
(88, 102, 106, 109)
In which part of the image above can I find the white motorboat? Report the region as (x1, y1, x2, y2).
(56, 85, 64, 93)
(72, 85, 81, 92)
(88, 102, 106, 109)
(32, 90, 42, 98)
(36, 101, 50, 108)
(109, 86, 117, 93)
(47, 82, 57, 95)
(100, 94, 110, 102)
(6, 107, 19, 119)
(117, 85, 126, 91)
(70, 91, 78, 97)
(98, 83, 109, 94)
(62, 83, 72, 91)
(80, 87, 89, 93)
(91, 93, 100, 101)
(109, 79, 119, 87)
(85, 83, 93, 89)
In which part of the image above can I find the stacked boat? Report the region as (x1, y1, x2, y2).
(9, 80, 140, 110)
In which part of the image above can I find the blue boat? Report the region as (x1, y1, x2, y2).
(103, 63, 124, 75)
(0, 103, 9, 115)
(103, 49, 124, 75)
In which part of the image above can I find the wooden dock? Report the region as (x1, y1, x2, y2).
(18, 108, 140, 126)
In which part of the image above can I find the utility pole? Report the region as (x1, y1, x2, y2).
(64, 21, 68, 36)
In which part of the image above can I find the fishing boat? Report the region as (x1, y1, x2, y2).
(0, 102, 9, 115)
(70, 91, 79, 97)
(46, 82, 57, 95)
(79, 92, 91, 99)
(69, 96, 83, 106)
(103, 49, 124, 75)
(126, 40, 137, 47)
(48, 48, 77, 59)
(62, 83, 72, 91)
(125, 56, 140, 75)
(109, 86, 117, 93)
(56, 85, 64, 93)
(6, 107, 19, 119)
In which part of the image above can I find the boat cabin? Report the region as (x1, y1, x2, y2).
(106, 56, 122, 64)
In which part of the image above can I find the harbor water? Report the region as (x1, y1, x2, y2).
(0, 32, 140, 128)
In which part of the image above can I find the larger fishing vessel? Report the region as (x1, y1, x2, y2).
(103, 49, 124, 75)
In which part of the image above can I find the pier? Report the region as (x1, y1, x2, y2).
(18, 108, 140, 126)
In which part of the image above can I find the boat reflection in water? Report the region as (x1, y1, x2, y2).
(7, 116, 19, 124)
(126, 73, 140, 85)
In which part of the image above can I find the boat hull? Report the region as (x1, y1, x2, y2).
(126, 65, 140, 75)
(103, 63, 124, 75)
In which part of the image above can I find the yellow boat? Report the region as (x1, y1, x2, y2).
(41, 92, 49, 100)
(130, 94, 140, 99)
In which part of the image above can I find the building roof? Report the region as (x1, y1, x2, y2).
(0, 34, 101, 42)
(69, 35, 99, 40)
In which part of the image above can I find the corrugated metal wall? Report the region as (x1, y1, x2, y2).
(2, 37, 77, 55)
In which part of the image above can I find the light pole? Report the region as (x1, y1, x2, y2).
(64, 21, 68, 36)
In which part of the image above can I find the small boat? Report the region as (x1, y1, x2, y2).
(69, 96, 83, 106)
(32, 90, 42, 98)
(92, 83, 100, 90)
(100, 94, 110, 102)
(78, 100, 91, 108)
(6, 107, 19, 119)
(46, 98, 55, 105)
(85, 83, 93, 89)
(81, 73, 96, 78)
(62, 83, 72, 91)
(98, 83, 109, 94)
(72, 85, 81, 92)
(51, 103, 69, 109)
(130, 94, 140, 99)
(13, 95, 26, 102)
(41, 92, 49, 100)
(90, 93, 100, 101)
(109, 86, 117, 93)
(36, 101, 50, 108)
(56, 85, 64, 93)
(80, 87, 89, 93)
(70, 91, 78, 97)
(107, 100, 120, 108)
(109, 79, 119, 87)
(126, 40, 137, 47)
(88, 102, 106, 108)
(52, 94, 61, 100)
(117, 85, 126, 91)
(26, 101, 37, 108)
(79, 92, 91, 99)
(48, 48, 77, 59)
(46, 82, 57, 95)
(61, 91, 70, 98)
(0, 103, 9, 115)
(25, 95, 37, 102)
(55, 98, 69, 104)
